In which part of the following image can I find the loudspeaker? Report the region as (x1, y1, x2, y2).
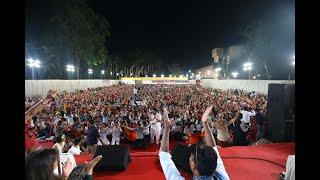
(93, 145, 131, 172)
(266, 84, 295, 143)
(171, 144, 192, 173)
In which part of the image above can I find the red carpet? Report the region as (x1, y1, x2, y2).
(72, 142, 294, 180)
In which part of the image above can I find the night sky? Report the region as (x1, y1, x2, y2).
(26, 0, 295, 78)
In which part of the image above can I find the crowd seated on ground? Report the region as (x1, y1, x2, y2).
(25, 84, 268, 179)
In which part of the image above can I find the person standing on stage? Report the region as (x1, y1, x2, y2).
(86, 119, 100, 154)
(149, 109, 162, 145)
(111, 122, 122, 145)
(132, 86, 138, 104)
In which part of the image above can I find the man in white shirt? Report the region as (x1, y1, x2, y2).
(159, 106, 230, 180)
(132, 86, 138, 103)
(149, 110, 162, 145)
(240, 107, 256, 123)
(240, 107, 256, 132)
(68, 137, 82, 155)
(111, 122, 122, 145)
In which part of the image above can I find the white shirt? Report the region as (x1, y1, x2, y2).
(159, 146, 230, 180)
(60, 153, 77, 170)
(150, 119, 161, 130)
(143, 125, 150, 135)
(112, 127, 122, 139)
(240, 110, 256, 123)
(155, 113, 162, 122)
(68, 145, 81, 155)
(133, 88, 138, 94)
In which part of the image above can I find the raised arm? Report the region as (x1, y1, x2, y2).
(226, 111, 240, 126)
(121, 125, 136, 131)
(160, 108, 171, 152)
(202, 105, 216, 147)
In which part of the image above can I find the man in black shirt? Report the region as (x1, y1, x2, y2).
(86, 119, 100, 154)
(255, 108, 266, 141)
(230, 113, 248, 146)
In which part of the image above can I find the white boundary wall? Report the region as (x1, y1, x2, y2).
(200, 79, 295, 95)
(25, 80, 120, 97)
(26, 79, 295, 97)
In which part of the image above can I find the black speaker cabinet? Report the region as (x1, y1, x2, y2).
(93, 145, 131, 172)
(266, 84, 295, 142)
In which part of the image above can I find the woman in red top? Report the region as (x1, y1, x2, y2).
(25, 121, 39, 153)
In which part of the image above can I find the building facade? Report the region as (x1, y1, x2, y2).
(196, 45, 246, 79)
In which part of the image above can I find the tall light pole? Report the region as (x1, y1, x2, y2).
(243, 62, 253, 79)
(27, 58, 41, 80)
(88, 69, 93, 79)
(231, 72, 239, 79)
(289, 54, 295, 80)
(66, 64, 75, 79)
(101, 70, 105, 79)
(214, 67, 222, 79)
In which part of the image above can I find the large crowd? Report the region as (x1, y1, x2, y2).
(25, 84, 267, 153)
(25, 84, 267, 180)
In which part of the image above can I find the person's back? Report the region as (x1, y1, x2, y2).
(255, 111, 265, 125)
(68, 137, 82, 155)
(231, 118, 248, 146)
(87, 125, 99, 145)
(159, 107, 230, 180)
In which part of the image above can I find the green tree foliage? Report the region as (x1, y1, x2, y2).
(51, 0, 110, 79)
(167, 64, 182, 76)
(26, 0, 110, 79)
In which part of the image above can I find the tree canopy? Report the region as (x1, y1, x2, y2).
(26, 0, 110, 79)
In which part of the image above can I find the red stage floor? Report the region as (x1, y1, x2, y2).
(69, 142, 295, 180)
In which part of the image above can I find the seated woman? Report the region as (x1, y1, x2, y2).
(52, 134, 66, 154)
(25, 148, 102, 180)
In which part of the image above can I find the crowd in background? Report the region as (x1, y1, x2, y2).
(25, 84, 267, 155)
(25, 96, 42, 112)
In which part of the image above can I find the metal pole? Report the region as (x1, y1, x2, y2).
(31, 68, 35, 80)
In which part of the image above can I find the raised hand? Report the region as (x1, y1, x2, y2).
(163, 107, 171, 127)
(62, 158, 73, 178)
(202, 105, 213, 123)
(85, 155, 103, 175)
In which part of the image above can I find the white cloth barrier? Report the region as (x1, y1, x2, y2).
(26, 79, 295, 97)
(25, 80, 120, 97)
(200, 79, 295, 95)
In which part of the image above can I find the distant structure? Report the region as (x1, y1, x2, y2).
(196, 45, 246, 79)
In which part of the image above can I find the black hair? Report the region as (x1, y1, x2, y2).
(25, 149, 60, 180)
(189, 143, 218, 176)
(55, 135, 64, 143)
(88, 119, 94, 125)
(239, 113, 243, 119)
(32, 116, 37, 122)
(74, 137, 82, 146)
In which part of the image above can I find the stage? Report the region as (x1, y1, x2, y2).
(63, 142, 294, 180)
